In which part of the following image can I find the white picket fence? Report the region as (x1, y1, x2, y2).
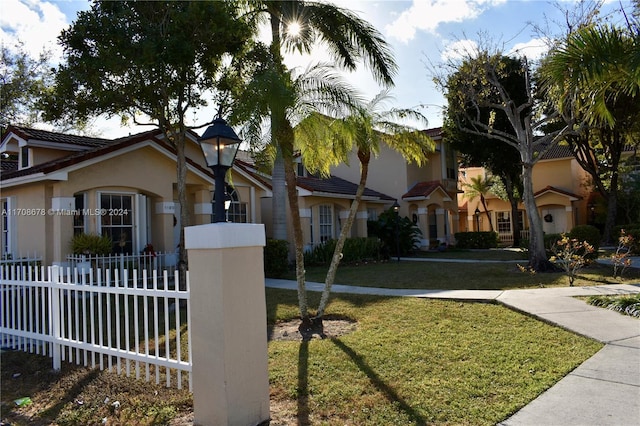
(0, 264, 192, 390)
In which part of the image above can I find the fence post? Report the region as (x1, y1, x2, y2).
(185, 223, 269, 426)
(50, 265, 62, 371)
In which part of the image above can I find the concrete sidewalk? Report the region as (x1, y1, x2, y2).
(265, 278, 640, 425)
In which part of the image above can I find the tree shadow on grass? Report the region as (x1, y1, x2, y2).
(331, 338, 429, 425)
(297, 340, 310, 426)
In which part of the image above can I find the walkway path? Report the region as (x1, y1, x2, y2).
(265, 274, 640, 425)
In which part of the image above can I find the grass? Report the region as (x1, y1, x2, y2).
(293, 258, 640, 290)
(3, 253, 635, 425)
(586, 293, 640, 318)
(266, 290, 602, 425)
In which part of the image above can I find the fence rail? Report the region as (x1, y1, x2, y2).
(66, 252, 178, 288)
(0, 264, 191, 390)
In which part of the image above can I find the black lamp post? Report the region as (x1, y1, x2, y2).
(474, 207, 480, 231)
(198, 116, 242, 223)
(392, 200, 400, 263)
(588, 202, 596, 224)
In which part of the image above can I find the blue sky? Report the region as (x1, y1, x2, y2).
(0, 0, 631, 138)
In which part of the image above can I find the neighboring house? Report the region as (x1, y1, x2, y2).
(458, 143, 593, 245)
(237, 156, 397, 253)
(331, 128, 460, 248)
(0, 126, 271, 265)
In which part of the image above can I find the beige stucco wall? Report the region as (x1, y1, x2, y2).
(4, 142, 270, 264)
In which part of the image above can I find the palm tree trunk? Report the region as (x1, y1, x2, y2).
(316, 151, 370, 319)
(279, 122, 310, 323)
(480, 195, 494, 232)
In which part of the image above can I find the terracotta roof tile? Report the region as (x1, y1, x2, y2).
(5, 125, 114, 148)
(297, 175, 395, 200)
(534, 185, 582, 200)
(402, 180, 447, 199)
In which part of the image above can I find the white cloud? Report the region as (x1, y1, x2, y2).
(385, 0, 507, 44)
(0, 0, 69, 60)
(509, 37, 550, 61)
(440, 39, 479, 61)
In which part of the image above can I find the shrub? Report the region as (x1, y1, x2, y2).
(454, 232, 499, 249)
(613, 225, 640, 254)
(549, 235, 594, 286)
(304, 237, 384, 266)
(368, 208, 422, 257)
(70, 233, 112, 256)
(264, 239, 289, 278)
(611, 229, 634, 279)
(568, 225, 601, 259)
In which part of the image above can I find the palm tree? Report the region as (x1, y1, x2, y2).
(541, 24, 640, 242)
(464, 175, 495, 232)
(242, 1, 397, 325)
(298, 91, 434, 321)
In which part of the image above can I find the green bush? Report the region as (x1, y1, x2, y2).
(454, 232, 499, 249)
(568, 225, 601, 259)
(70, 233, 113, 256)
(368, 208, 422, 257)
(264, 239, 289, 278)
(304, 237, 384, 266)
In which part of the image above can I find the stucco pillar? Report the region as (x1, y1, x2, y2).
(50, 197, 75, 264)
(565, 206, 574, 231)
(355, 210, 368, 238)
(185, 223, 270, 426)
(436, 208, 446, 244)
(417, 207, 429, 248)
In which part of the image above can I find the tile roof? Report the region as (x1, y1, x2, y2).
(534, 185, 582, 200)
(538, 142, 574, 160)
(402, 180, 449, 199)
(1, 159, 17, 171)
(5, 125, 114, 148)
(0, 128, 177, 181)
(296, 174, 395, 201)
(423, 127, 442, 139)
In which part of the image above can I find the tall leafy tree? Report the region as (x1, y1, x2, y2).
(43, 1, 253, 277)
(1, 44, 52, 132)
(239, 1, 397, 325)
(300, 91, 434, 321)
(541, 23, 640, 242)
(439, 53, 572, 271)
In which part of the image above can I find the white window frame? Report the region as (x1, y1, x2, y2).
(96, 191, 146, 254)
(1, 197, 16, 258)
(319, 204, 333, 243)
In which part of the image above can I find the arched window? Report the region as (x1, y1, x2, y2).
(226, 186, 247, 223)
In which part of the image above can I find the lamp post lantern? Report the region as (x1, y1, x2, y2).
(474, 207, 481, 231)
(392, 200, 400, 263)
(198, 116, 242, 223)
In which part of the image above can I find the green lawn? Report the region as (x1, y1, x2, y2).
(292, 258, 639, 290)
(267, 289, 602, 425)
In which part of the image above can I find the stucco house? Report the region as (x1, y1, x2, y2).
(331, 127, 460, 248)
(1, 125, 407, 264)
(0, 125, 272, 265)
(458, 143, 593, 245)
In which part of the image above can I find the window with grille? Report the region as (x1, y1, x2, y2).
(319, 205, 333, 243)
(99, 193, 133, 254)
(497, 211, 511, 234)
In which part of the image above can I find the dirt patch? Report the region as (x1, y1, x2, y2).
(268, 317, 357, 341)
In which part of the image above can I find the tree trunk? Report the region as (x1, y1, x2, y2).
(174, 129, 189, 290)
(269, 10, 287, 242)
(480, 196, 494, 232)
(316, 150, 370, 319)
(271, 145, 288, 240)
(522, 163, 552, 271)
(279, 121, 310, 324)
